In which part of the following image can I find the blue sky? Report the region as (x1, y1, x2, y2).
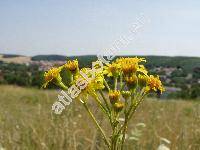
(0, 0, 200, 56)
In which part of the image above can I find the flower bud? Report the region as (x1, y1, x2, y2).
(114, 101, 125, 112)
(109, 90, 120, 105)
(138, 74, 148, 87)
(125, 74, 138, 89)
(121, 91, 131, 99)
(64, 60, 79, 73)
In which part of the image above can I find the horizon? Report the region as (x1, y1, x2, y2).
(1, 53, 200, 58)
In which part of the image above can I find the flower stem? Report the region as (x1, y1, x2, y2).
(114, 77, 118, 91)
(93, 95, 109, 115)
(99, 90, 111, 113)
(120, 73, 123, 91)
(104, 78, 111, 91)
(82, 102, 111, 149)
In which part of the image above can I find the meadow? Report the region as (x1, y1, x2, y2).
(0, 85, 199, 150)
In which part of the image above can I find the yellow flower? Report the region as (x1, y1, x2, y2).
(64, 59, 79, 73)
(114, 101, 125, 112)
(116, 57, 146, 75)
(125, 74, 138, 89)
(137, 65, 148, 75)
(145, 75, 165, 94)
(109, 90, 120, 104)
(74, 67, 105, 99)
(103, 62, 121, 77)
(91, 74, 105, 90)
(138, 74, 148, 87)
(43, 67, 63, 88)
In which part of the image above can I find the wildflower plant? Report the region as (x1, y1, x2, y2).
(43, 57, 164, 150)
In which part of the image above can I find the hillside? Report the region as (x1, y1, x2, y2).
(0, 54, 31, 64)
(1, 54, 199, 73)
(0, 54, 199, 99)
(31, 54, 200, 73)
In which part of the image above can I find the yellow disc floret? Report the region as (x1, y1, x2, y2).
(64, 59, 79, 73)
(43, 67, 62, 88)
(116, 57, 146, 75)
(146, 75, 165, 94)
(103, 62, 121, 77)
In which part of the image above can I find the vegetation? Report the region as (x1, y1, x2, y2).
(0, 85, 199, 149)
(0, 55, 200, 99)
(32, 55, 67, 61)
(31, 55, 200, 73)
(0, 62, 43, 87)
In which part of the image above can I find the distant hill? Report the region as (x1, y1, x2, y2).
(31, 55, 98, 68)
(144, 56, 200, 73)
(31, 55, 67, 61)
(31, 54, 200, 73)
(1, 54, 22, 58)
(1, 53, 200, 73)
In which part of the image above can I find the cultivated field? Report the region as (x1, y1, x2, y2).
(0, 85, 199, 150)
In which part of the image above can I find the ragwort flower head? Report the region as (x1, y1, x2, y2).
(114, 101, 125, 112)
(116, 57, 146, 75)
(103, 62, 121, 77)
(64, 59, 79, 73)
(125, 74, 138, 89)
(138, 74, 148, 87)
(43, 67, 62, 88)
(145, 75, 165, 94)
(109, 90, 120, 104)
(74, 67, 105, 99)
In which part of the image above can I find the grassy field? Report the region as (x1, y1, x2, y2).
(0, 85, 199, 150)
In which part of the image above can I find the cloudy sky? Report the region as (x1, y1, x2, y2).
(0, 0, 200, 56)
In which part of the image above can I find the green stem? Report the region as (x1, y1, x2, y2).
(110, 107, 120, 150)
(120, 97, 129, 149)
(82, 102, 111, 149)
(57, 82, 68, 90)
(114, 77, 118, 91)
(117, 92, 146, 146)
(120, 73, 123, 91)
(99, 90, 111, 113)
(93, 95, 109, 115)
(104, 78, 111, 91)
(127, 94, 146, 122)
(121, 118, 128, 150)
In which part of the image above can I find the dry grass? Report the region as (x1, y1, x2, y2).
(0, 85, 199, 150)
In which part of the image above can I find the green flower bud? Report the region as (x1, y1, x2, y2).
(114, 101, 125, 112)
(121, 91, 131, 99)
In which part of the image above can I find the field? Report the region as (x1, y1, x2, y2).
(0, 55, 31, 64)
(0, 85, 199, 150)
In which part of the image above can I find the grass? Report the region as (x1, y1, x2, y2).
(0, 85, 199, 150)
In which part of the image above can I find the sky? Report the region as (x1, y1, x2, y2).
(0, 0, 200, 56)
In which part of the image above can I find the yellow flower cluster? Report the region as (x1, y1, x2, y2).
(42, 56, 165, 149)
(103, 57, 164, 94)
(43, 57, 164, 98)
